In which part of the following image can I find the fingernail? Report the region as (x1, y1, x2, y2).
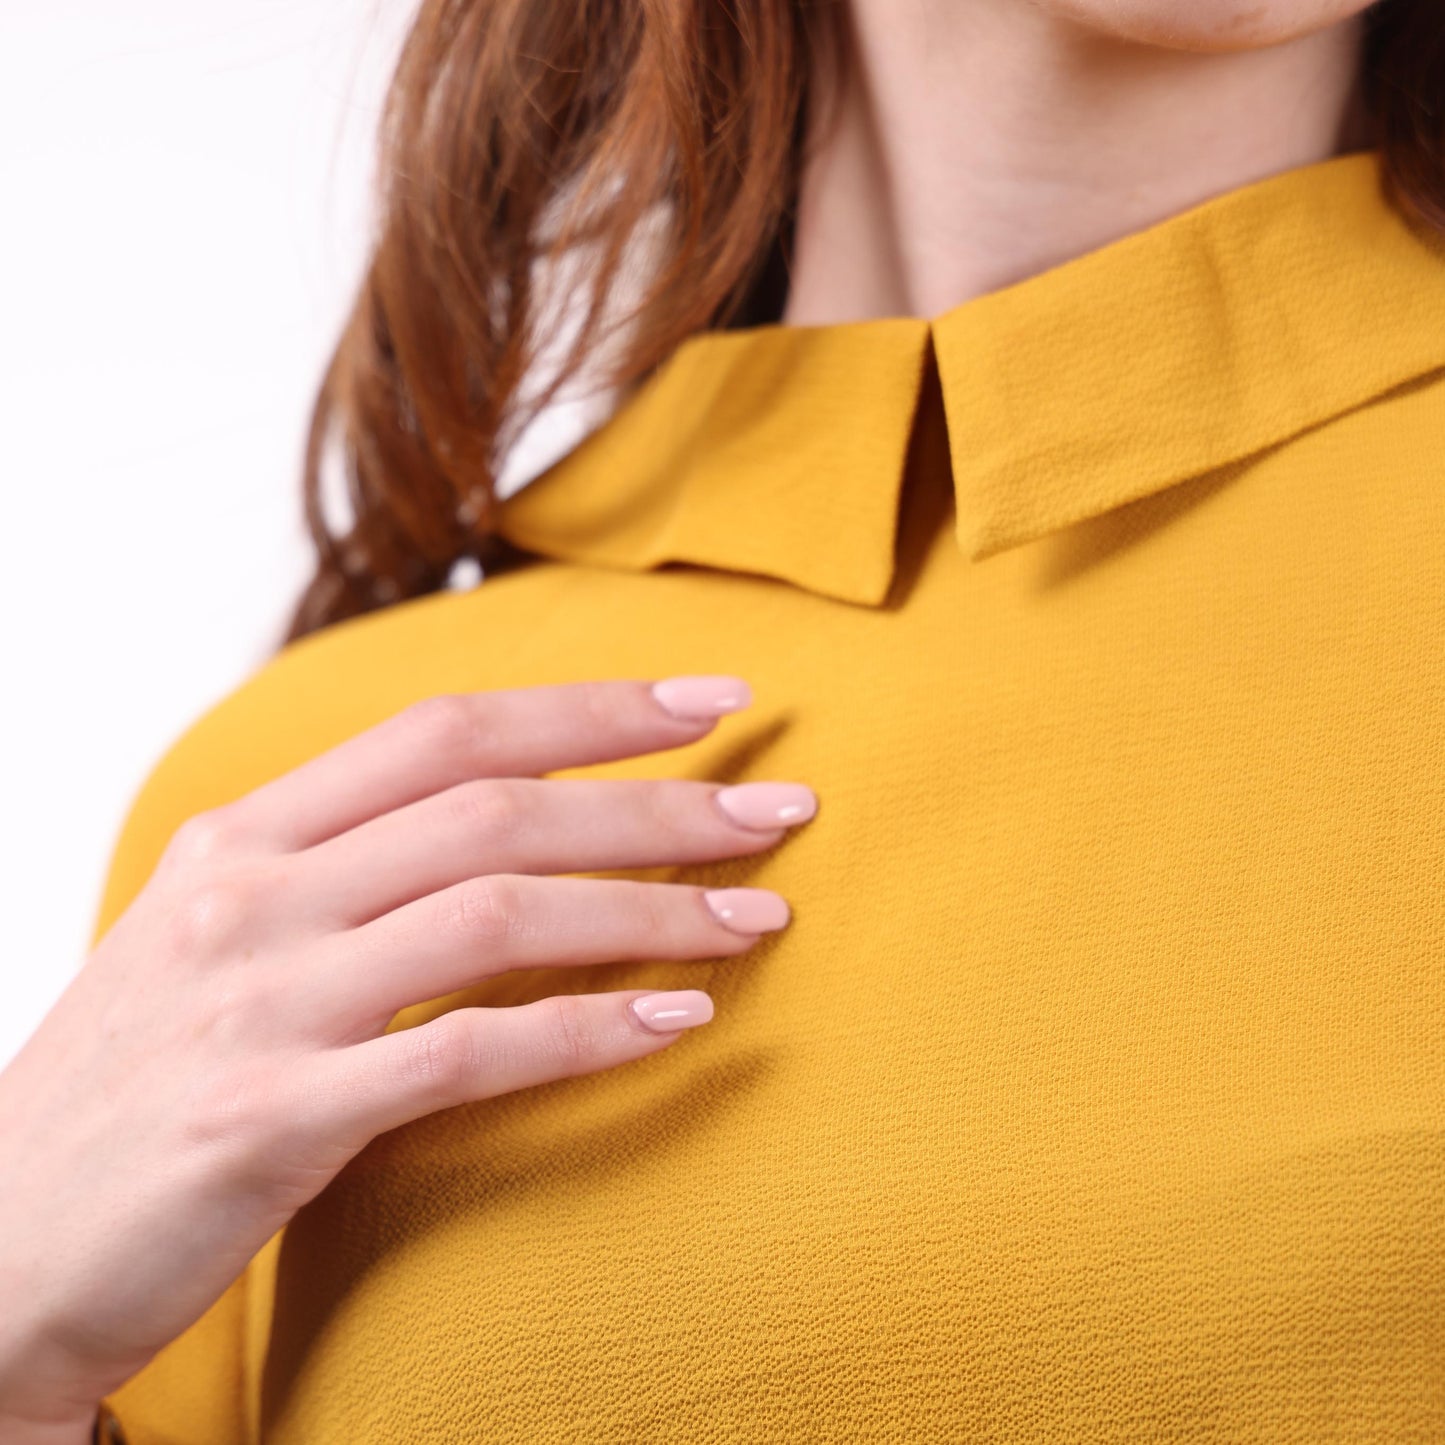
(713, 781, 818, 830)
(703, 887, 791, 934)
(650, 675, 753, 720)
(629, 989, 715, 1034)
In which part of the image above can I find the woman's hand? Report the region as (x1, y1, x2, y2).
(0, 675, 816, 1440)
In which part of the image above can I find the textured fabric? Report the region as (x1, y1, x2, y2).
(95, 148, 1445, 1442)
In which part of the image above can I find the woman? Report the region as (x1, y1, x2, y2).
(2, 0, 1442, 1439)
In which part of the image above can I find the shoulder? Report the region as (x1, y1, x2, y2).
(1291, 361, 1445, 536)
(88, 569, 554, 945)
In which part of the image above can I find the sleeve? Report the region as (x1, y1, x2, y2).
(83, 723, 280, 1445)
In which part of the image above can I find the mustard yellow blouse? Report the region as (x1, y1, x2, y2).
(96, 148, 1445, 1442)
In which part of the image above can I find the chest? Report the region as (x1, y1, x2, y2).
(260, 513, 1445, 1441)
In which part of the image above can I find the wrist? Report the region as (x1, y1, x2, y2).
(0, 1341, 107, 1445)
(0, 1410, 101, 1445)
(0, 1303, 109, 1444)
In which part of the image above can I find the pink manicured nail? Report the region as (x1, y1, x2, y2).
(703, 888, 791, 934)
(629, 990, 715, 1034)
(650, 675, 753, 720)
(713, 781, 818, 830)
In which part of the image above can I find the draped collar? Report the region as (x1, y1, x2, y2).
(495, 149, 1445, 606)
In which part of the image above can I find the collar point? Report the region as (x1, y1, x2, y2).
(955, 510, 1026, 564)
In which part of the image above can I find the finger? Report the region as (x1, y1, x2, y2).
(222, 675, 752, 852)
(294, 776, 817, 926)
(315, 873, 788, 1038)
(309, 989, 715, 1144)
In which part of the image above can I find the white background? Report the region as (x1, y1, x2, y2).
(0, 2, 419, 1067)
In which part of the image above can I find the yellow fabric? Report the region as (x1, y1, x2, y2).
(95, 148, 1445, 1442)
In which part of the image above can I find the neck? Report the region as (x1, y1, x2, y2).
(781, 2, 1373, 325)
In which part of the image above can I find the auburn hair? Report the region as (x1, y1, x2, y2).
(279, 0, 1445, 647)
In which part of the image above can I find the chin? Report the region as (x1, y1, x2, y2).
(1039, 0, 1378, 52)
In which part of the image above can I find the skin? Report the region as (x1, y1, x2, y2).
(0, 1, 1385, 1439)
(0, 679, 814, 1442)
(784, 0, 1379, 324)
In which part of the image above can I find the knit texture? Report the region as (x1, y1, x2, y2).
(94, 149, 1445, 1442)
